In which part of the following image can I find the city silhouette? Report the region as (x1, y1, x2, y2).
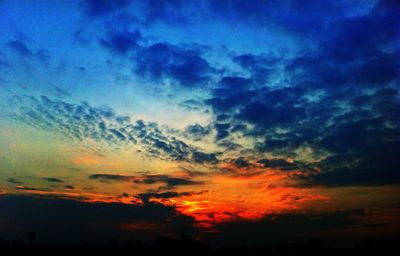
(1, 232, 399, 256)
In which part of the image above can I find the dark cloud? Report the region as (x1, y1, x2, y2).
(77, 0, 378, 43)
(6, 40, 32, 57)
(183, 123, 211, 141)
(258, 158, 297, 170)
(234, 89, 307, 130)
(134, 174, 204, 190)
(81, 24, 215, 88)
(196, 0, 400, 188)
(99, 29, 142, 55)
(231, 157, 250, 168)
(43, 177, 63, 183)
(109, 128, 127, 141)
(218, 76, 253, 93)
(300, 140, 400, 187)
(134, 43, 213, 87)
(214, 123, 230, 141)
(322, 0, 400, 64)
(135, 190, 208, 202)
(89, 174, 134, 182)
(355, 53, 399, 86)
(191, 151, 218, 165)
(5, 40, 52, 68)
(217, 140, 243, 152)
(89, 173, 203, 190)
(7, 178, 22, 184)
(0, 194, 196, 243)
(232, 55, 276, 84)
(205, 89, 253, 114)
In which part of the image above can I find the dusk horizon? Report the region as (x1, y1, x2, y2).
(0, 0, 399, 250)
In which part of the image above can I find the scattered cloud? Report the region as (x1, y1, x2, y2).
(43, 177, 63, 183)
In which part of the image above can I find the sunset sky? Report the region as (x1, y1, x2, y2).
(0, 0, 399, 245)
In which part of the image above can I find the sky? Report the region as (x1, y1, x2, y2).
(0, 0, 399, 245)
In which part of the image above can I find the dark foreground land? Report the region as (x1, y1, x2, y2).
(1, 236, 399, 256)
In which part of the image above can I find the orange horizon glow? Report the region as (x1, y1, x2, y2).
(3, 163, 331, 231)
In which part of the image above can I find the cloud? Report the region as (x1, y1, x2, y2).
(89, 174, 135, 182)
(135, 190, 208, 202)
(258, 158, 310, 171)
(214, 123, 230, 141)
(93, 22, 215, 88)
(133, 43, 214, 87)
(299, 140, 400, 187)
(191, 151, 218, 164)
(231, 157, 250, 168)
(7, 178, 22, 184)
(89, 173, 204, 190)
(322, 0, 399, 64)
(135, 174, 204, 190)
(54, 87, 71, 98)
(99, 29, 142, 55)
(183, 124, 211, 141)
(208, 81, 398, 185)
(8, 95, 219, 164)
(218, 76, 253, 93)
(6, 40, 32, 57)
(15, 185, 38, 191)
(43, 177, 63, 183)
(235, 91, 306, 129)
(193, 0, 400, 187)
(232, 55, 276, 84)
(216, 140, 243, 152)
(179, 99, 204, 111)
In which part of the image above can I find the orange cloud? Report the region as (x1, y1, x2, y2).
(174, 175, 328, 228)
(137, 163, 330, 229)
(5, 162, 329, 231)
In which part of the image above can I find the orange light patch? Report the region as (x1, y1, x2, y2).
(72, 155, 122, 167)
(144, 164, 330, 229)
(174, 175, 328, 228)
